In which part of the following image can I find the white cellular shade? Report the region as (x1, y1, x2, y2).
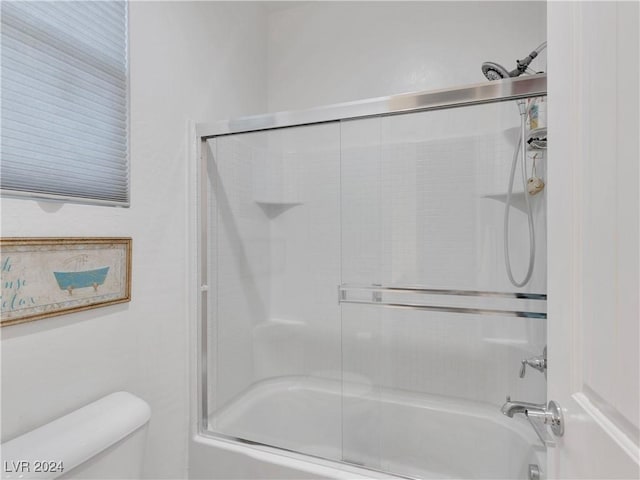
(1, 1, 129, 206)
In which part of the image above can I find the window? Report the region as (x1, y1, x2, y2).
(1, 1, 129, 206)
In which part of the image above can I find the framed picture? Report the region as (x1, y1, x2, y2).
(1, 238, 131, 327)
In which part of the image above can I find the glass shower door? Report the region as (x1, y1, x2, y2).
(339, 101, 547, 478)
(202, 91, 548, 479)
(204, 122, 344, 461)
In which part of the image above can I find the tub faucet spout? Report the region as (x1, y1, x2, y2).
(501, 396, 546, 418)
(501, 397, 565, 447)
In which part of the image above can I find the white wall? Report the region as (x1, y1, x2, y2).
(267, 1, 546, 111)
(0, 2, 267, 478)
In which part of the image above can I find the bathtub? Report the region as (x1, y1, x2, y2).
(190, 376, 545, 479)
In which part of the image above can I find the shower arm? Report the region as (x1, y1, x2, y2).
(513, 42, 547, 76)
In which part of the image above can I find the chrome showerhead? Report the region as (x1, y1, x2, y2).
(482, 62, 511, 81)
(482, 42, 547, 81)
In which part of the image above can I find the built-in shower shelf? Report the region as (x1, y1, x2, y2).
(483, 337, 530, 346)
(482, 192, 530, 213)
(339, 284, 547, 319)
(256, 201, 303, 219)
(255, 200, 303, 206)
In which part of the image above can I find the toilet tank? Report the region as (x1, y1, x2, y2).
(1, 392, 151, 479)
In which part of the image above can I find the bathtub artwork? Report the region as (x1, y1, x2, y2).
(0, 238, 131, 327)
(53, 255, 110, 295)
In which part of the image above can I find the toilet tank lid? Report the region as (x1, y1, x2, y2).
(1, 392, 151, 480)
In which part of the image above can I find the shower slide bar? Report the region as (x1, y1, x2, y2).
(197, 74, 546, 139)
(339, 284, 547, 319)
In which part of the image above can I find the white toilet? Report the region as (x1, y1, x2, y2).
(1, 392, 151, 479)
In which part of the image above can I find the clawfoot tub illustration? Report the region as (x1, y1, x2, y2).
(53, 255, 110, 295)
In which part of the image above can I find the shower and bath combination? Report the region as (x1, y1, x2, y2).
(483, 42, 548, 287)
(197, 62, 549, 480)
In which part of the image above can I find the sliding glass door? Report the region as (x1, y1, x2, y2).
(201, 94, 548, 479)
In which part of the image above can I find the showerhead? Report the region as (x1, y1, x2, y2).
(482, 62, 511, 81)
(482, 42, 547, 81)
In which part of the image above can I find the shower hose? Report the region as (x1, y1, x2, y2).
(504, 101, 535, 287)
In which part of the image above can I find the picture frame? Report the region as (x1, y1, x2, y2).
(1, 238, 132, 327)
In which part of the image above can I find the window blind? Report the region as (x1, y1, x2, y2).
(1, 1, 129, 206)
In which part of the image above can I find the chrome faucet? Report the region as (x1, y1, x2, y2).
(501, 396, 546, 418)
(501, 396, 564, 446)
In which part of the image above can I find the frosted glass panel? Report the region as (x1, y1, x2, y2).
(341, 102, 547, 293)
(204, 98, 548, 478)
(340, 100, 547, 478)
(205, 123, 342, 459)
(341, 303, 546, 478)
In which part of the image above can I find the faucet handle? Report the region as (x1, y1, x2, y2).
(519, 361, 528, 378)
(520, 356, 546, 377)
(519, 346, 547, 378)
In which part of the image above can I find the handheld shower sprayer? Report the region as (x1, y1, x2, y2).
(481, 42, 547, 81)
(503, 99, 537, 287)
(481, 42, 548, 287)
